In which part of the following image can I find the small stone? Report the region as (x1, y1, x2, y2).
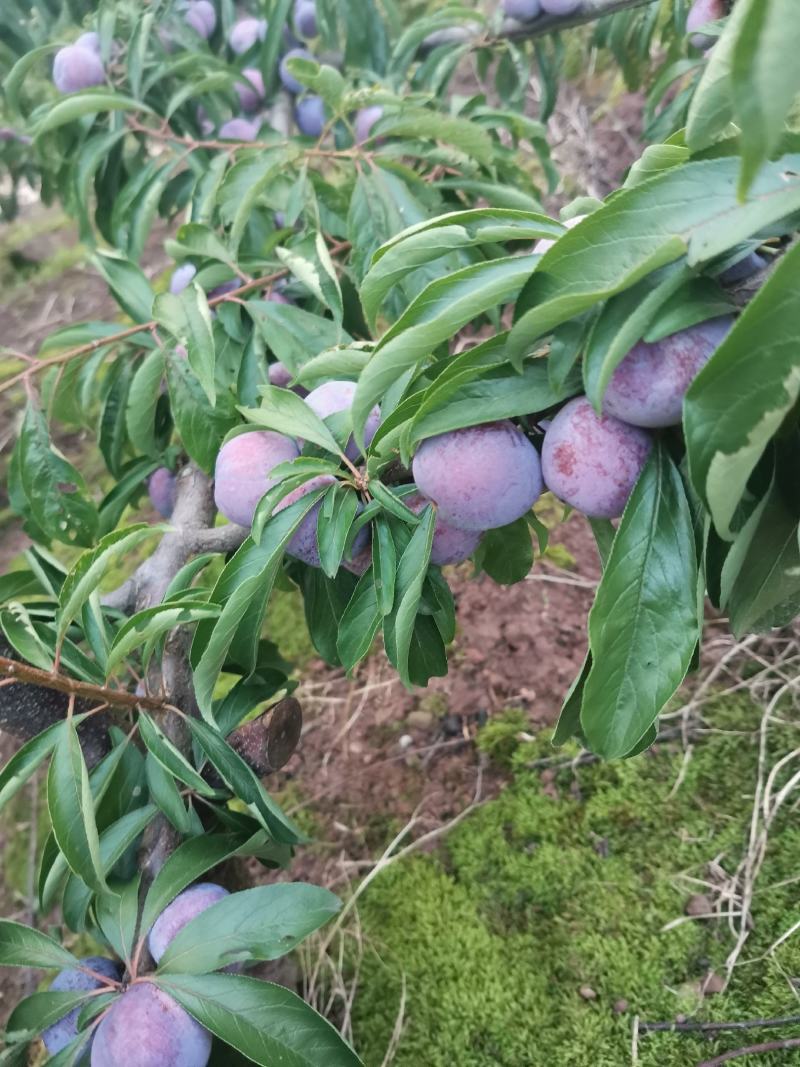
(398, 734, 413, 749)
(613, 999, 628, 1014)
(702, 972, 725, 996)
(685, 893, 713, 917)
(579, 985, 597, 1001)
(407, 710, 434, 730)
(441, 713, 464, 738)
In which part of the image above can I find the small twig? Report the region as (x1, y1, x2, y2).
(640, 1015, 800, 1036)
(697, 1037, 800, 1066)
(0, 657, 169, 713)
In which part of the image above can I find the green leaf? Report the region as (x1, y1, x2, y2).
(145, 754, 196, 835)
(154, 285, 216, 404)
(34, 91, 147, 136)
(157, 883, 340, 974)
(277, 236, 343, 326)
(105, 601, 221, 679)
(317, 486, 359, 578)
(552, 654, 591, 747)
(0, 920, 78, 970)
(473, 519, 532, 585)
(92, 251, 155, 322)
(166, 351, 238, 473)
(0, 720, 67, 814)
(383, 506, 436, 685)
(47, 720, 108, 894)
(240, 386, 342, 456)
(246, 301, 350, 378)
(337, 572, 381, 671)
(154, 973, 363, 1066)
(378, 107, 493, 165)
(3, 43, 60, 117)
(6, 990, 99, 1041)
(57, 525, 161, 644)
(353, 255, 537, 444)
(126, 348, 167, 456)
(137, 712, 222, 799)
(95, 874, 141, 964)
(580, 445, 699, 758)
(507, 154, 800, 365)
(685, 232, 800, 539)
(371, 517, 396, 616)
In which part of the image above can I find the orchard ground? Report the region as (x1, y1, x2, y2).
(2, 51, 800, 1067)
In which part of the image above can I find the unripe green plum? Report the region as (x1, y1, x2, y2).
(53, 45, 105, 93)
(411, 421, 543, 532)
(502, 0, 541, 20)
(43, 957, 121, 1054)
(214, 431, 300, 527)
(235, 68, 265, 113)
(602, 315, 732, 428)
(218, 116, 260, 140)
(405, 492, 483, 565)
(148, 468, 177, 518)
(293, 0, 318, 38)
(541, 397, 652, 519)
(354, 106, 383, 144)
(148, 883, 229, 963)
(91, 983, 211, 1067)
(304, 380, 381, 461)
(228, 17, 267, 54)
(295, 95, 326, 137)
(279, 48, 313, 94)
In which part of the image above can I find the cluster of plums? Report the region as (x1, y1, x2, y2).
(43, 883, 233, 1066)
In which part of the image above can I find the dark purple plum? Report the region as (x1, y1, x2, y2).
(304, 380, 381, 461)
(541, 396, 652, 519)
(169, 263, 197, 294)
(214, 431, 300, 528)
(602, 315, 733, 428)
(687, 0, 725, 48)
(53, 45, 105, 93)
(91, 983, 211, 1067)
(412, 421, 543, 532)
(43, 957, 121, 1055)
(228, 17, 267, 54)
(279, 47, 313, 94)
(354, 105, 384, 144)
(293, 0, 318, 38)
(719, 251, 766, 285)
(185, 0, 216, 37)
(405, 492, 482, 565)
(502, 0, 541, 19)
(235, 68, 265, 112)
(295, 95, 326, 137)
(218, 116, 259, 140)
(268, 360, 307, 396)
(148, 468, 177, 519)
(276, 476, 369, 568)
(148, 883, 228, 963)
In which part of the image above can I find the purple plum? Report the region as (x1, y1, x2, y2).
(91, 983, 211, 1067)
(185, 0, 216, 37)
(53, 45, 105, 93)
(235, 68, 265, 113)
(228, 17, 267, 54)
(412, 420, 543, 532)
(170, 263, 197, 294)
(541, 397, 652, 519)
(502, 0, 542, 20)
(268, 359, 307, 396)
(293, 0, 318, 38)
(343, 542, 372, 576)
(405, 492, 483, 565)
(208, 277, 240, 300)
(719, 251, 766, 286)
(276, 476, 369, 568)
(534, 213, 585, 255)
(279, 47, 314, 94)
(540, 0, 581, 12)
(303, 380, 381, 461)
(602, 315, 733, 428)
(76, 31, 101, 53)
(354, 105, 384, 144)
(687, 0, 725, 49)
(214, 430, 300, 528)
(218, 116, 260, 140)
(43, 957, 121, 1055)
(295, 95, 326, 137)
(148, 468, 177, 519)
(148, 883, 229, 963)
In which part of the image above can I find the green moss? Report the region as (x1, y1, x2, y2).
(475, 707, 529, 769)
(350, 697, 800, 1066)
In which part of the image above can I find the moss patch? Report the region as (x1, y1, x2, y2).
(349, 698, 800, 1066)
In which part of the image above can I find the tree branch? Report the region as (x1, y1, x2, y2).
(697, 1037, 800, 1066)
(641, 1015, 800, 1036)
(0, 656, 169, 713)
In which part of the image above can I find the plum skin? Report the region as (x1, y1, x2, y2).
(43, 957, 121, 1054)
(76, 31, 101, 53)
(148, 468, 177, 518)
(354, 106, 384, 144)
(279, 48, 314, 94)
(228, 17, 267, 54)
(214, 431, 300, 528)
(304, 380, 381, 461)
(502, 0, 541, 20)
(148, 883, 229, 963)
(235, 68, 265, 113)
(170, 263, 197, 294)
(687, 0, 725, 48)
(412, 420, 543, 532)
(405, 492, 483, 565)
(53, 45, 105, 93)
(185, 0, 216, 37)
(276, 476, 368, 568)
(295, 95, 326, 137)
(602, 315, 733, 428)
(293, 0, 318, 37)
(91, 983, 211, 1067)
(541, 397, 652, 519)
(218, 116, 259, 140)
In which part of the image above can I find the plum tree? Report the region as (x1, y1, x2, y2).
(228, 17, 267, 54)
(91, 983, 212, 1067)
(148, 467, 177, 519)
(295, 95, 326, 137)
(184, 0, 217, 39)
(52, 44, 105, 93)
(214, 430, 300, 527)
(235, 68, 265, 113)
(303, 380, 380, 461)
(293, 0, 318, 39)
(601, 315, 733, 428)
(353, 105, 383, 144)
(541, 397, 652, 519)
(218, 116, 260, 140)
(274, 475, 368, 568)
(43, 957, 121, 1054)
(169, 263, 197, 294)
(687, 0, 725, 49)
(279, 47, 313, 94)
(411, 421, 543, 532)
(502, 0, 541, 21)
(405, 492, 483, 565)
(148, 883, 229, 963)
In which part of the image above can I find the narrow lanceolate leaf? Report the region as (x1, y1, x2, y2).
(685, 242, 800, 539)
(47, 720, 108, 893)
(6, 990, 100, 1041)
(33, 91, 148, 136)
(57, 525, 162, 644)
(105, 601, 221, 679)
(137, 712, 222, 799)
(581, 445, 699, 758)
(383, 506, 436, 685)
(0, 719, 70, 814)
(353, 255, 537, 445)
(96, 874, 141, 964)
(507, 155, 800, 365)
(731, 0, 800, 196)
(337, 573, 381, 672)
(0, 920, 78, 970)
(153, 974, 363, 1067)
(360, 208, 562, 330)
(158, 883, 340, 974)
(153, 284, 216, 405)
(240, 386, 342, 456)
(685, 0, 749, 153)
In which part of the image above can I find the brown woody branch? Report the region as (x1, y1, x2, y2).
(0, 656, 169, 713)
(640, 1015, 800, 1036)
(697, 1038, 800, 1066)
